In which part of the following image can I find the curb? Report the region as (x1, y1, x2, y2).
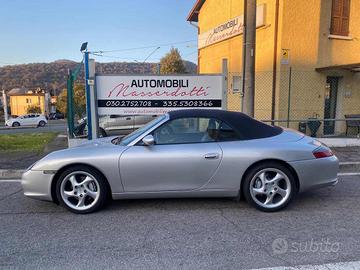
(339, 161, 360, 173)
(0, 169, 25, 179)
(0, 162, 359, 180)
(0, 126, 35, 130)
(318, 138, 360, 147)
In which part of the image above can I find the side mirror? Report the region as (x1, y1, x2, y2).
(142, 135, 155, 146)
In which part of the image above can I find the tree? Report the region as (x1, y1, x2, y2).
(57, 84, 86, 119)
(159, 48, 186, 74)
(26, 105, 42, 114)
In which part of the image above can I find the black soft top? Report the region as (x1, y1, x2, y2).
(168, 109, 282, 140)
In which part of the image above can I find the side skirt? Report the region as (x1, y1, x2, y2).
(111, 189, 238, 200)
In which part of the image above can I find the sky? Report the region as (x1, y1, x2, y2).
(0, 0, 198, 66)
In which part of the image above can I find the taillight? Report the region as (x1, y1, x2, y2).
(313, 146, 333, 159)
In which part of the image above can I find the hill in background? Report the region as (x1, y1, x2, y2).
(0, 60, 197, 95)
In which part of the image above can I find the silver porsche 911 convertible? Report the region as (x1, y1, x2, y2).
(22, 109, 338, 214)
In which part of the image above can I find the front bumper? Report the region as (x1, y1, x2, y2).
(289, 155, 339, 192)
(21, 170, 55, 201)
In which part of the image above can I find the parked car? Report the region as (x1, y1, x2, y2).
(5, 114, 47, 127)
(73, 114, 159, 138)
(22, 109, 338, 214)
(49, 112, 65, 120)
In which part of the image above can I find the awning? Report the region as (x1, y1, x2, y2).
(315, 63, 360, 72)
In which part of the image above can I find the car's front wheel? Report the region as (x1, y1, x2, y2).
(55, 166, 109, 214)
(12, 122, 20, 127)
(243, 162, 296, 212)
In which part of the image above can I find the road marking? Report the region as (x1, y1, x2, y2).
(253, 260, 360, 270)
(338, 172, 360, 176)
(339, 161, 360, 165)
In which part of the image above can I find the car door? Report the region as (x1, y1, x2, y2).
(32, 115, 40, 125)
(119, 117, 223, 192)
(21, 115, 31, 126)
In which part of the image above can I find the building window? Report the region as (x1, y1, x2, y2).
(330, 0, 350, 36)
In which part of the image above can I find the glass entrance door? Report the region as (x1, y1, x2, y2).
(324, 77, 339, 135)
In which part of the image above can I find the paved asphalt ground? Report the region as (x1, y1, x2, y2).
(0, 175, 359, 269)
(0, 120, 67, 135)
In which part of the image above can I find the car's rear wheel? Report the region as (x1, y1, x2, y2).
(55, 166, 109, 214)
(12, 122, 20, 127)
(243, 162, 296, 212)
(38, 120, 46, 127)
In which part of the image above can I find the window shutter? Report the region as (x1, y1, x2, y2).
(331, 0, 351, 36)
(341, 0, 350, 35)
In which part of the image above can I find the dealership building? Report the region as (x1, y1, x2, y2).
(187, 0, 360, 135)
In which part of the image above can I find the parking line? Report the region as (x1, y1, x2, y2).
(253, 260, 360, 270)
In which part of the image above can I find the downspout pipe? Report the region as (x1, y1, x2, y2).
(271, 0, 280, 124)
(189, 21, 200, 73)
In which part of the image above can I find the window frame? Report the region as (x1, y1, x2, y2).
(330, 0, 351, 37)
(138, 116, 242, 146)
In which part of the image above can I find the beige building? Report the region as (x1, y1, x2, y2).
(188, 0, 360, 135)
(8, 88, 46, 116)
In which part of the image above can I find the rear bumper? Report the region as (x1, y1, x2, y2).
(289, 155, 339, 192)
(21, 170, 54, 201)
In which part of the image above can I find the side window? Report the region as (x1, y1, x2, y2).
(218, 122, 240, 141)
(153, 117, 220, 145)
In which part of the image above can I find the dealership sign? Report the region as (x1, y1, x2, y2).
(96, 75, 223, 115)
(198, 4, 265, 49)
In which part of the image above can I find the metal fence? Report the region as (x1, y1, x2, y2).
(67, 67, 360, 140)
(228, 69, 360, 138)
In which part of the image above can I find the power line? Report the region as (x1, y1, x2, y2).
(94, 39, 198, 54)
(92, 53, 160, 62)
(182, 50, 198, 57)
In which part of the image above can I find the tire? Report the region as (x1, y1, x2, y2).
(12, 122, 20, 127)
(38, 120, 46, 127)
(242, 162, 296, 212)
(55, 165, 110, 214)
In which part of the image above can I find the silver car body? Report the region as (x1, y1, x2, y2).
(22, 113, 338, 202)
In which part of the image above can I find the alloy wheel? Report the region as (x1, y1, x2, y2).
(60, 171, 100, 211)
(249, 168, 291, 209)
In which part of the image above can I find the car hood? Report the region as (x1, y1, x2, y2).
(31, 136, 127, 171)
(74, 136, 119, 148)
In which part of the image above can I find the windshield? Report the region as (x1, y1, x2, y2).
(119, 114, 167, 145)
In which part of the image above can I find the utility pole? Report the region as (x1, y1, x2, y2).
(242, 0, 257, 117)
(2, 89, 8, 122)
(84, 51, 98, 140)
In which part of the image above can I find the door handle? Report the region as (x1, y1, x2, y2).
(126, 117, 132, 120)
(204, 153, 220, 159)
